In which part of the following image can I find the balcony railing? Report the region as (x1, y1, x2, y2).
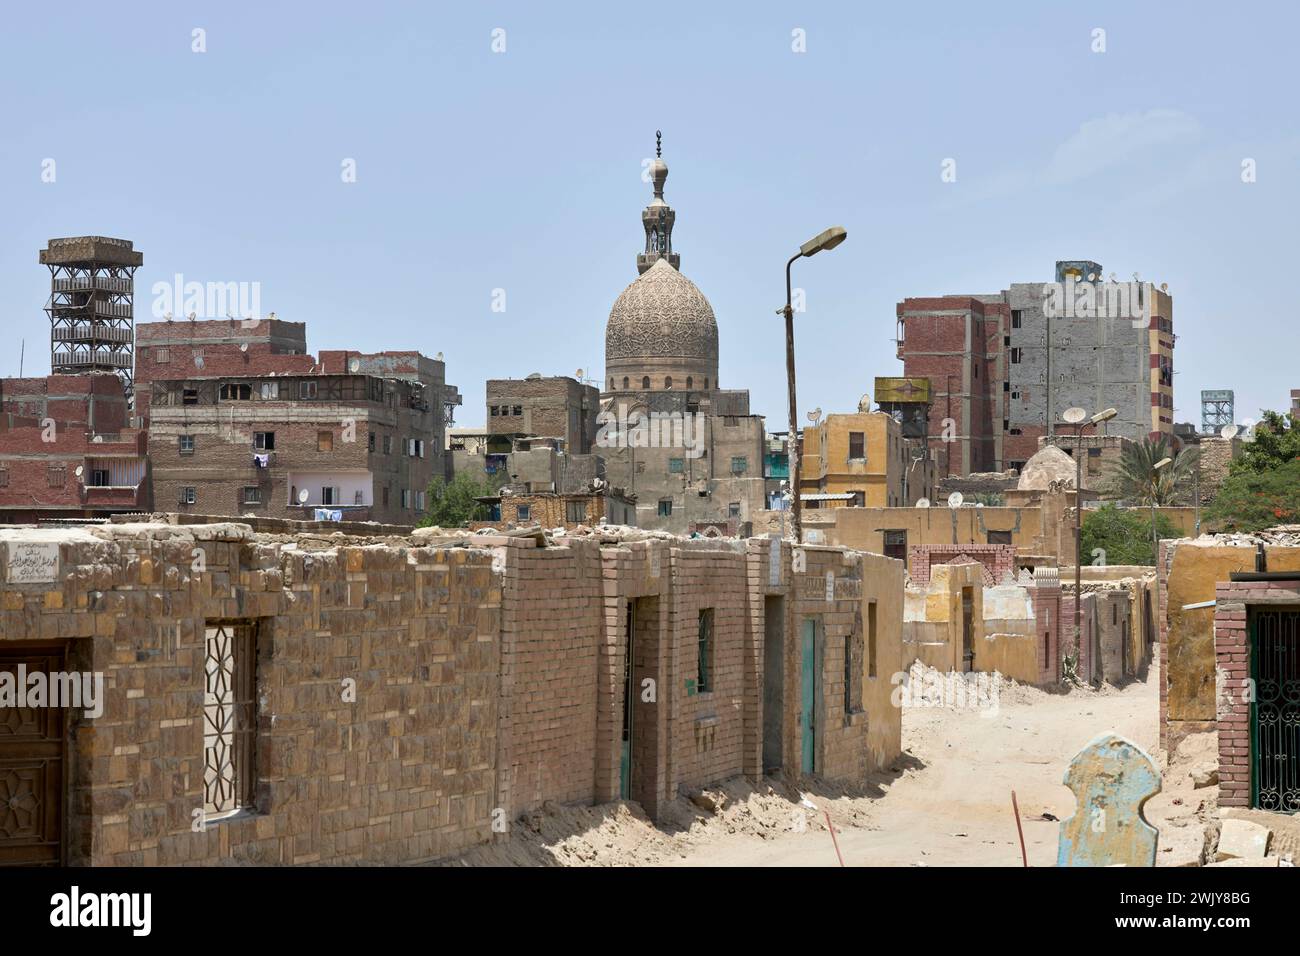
(52, 276, 134, 294)
(52, 324, 133, 344)
(52, 350, 132, 369)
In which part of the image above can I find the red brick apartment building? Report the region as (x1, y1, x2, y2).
(895, 260, 1174, 477)
(138, 318, 460, 524)
(0, 374, 150, 523)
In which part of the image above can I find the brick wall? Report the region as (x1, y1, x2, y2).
(908, 543, 1016, 587)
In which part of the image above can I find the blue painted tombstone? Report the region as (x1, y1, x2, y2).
(1057, 732, 1161, 867)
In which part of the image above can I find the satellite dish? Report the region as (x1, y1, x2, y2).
(268, 312, 276, 320)
(92, 435, 103, 443)
(526, 372, 542, 380)
(240, 343, 249, 353)
(348, 358, 361, 373)
(194, 355, 205, 369)
(297, 489, 310, 504)
(806, 407, 822, 424)
(916, 497, 930, 508)
(857, 394, 871, 413)
(435, 352, 444, 362)
(74, 465, 84, 478)
(947, 492, 964, 509)
(1220, 423, 1240, 440)
(575, 369, 584, 380)
(1062, 407, 1087, 425)
(187, 312, 196, 321)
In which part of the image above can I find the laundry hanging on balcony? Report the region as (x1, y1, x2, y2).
(253, 453, 270, 468)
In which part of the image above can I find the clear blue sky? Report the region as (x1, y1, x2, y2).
(2, 1, 1294, 430)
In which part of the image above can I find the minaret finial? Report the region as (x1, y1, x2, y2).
(655, 130, 662, 159)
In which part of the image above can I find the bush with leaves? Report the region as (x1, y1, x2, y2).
(1103, 436, 1198, 505)
(1204, 458, 1300, 532)
(1228, 410, 1300, 476)
(1080, 503, 1183, 566)
(418, 472, 498, 528)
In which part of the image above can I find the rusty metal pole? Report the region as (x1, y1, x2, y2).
(783, 253, 801, 544)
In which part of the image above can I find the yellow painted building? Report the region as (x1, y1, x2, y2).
(799, 411, 933, 509)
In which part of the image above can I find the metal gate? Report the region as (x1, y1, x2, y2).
(1251, 609, 1300, 813)
(0, 643, 68, 866)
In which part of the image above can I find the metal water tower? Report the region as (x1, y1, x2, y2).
(1201, 389, 1234, 434)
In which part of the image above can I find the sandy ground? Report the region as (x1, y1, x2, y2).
(442, 658, 1234, 867)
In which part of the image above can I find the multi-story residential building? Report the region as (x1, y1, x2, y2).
(0, 374, 150, 523)
(798, 410, 935, 510)
(896, 260, 1173, 477)
(139, 318, 459, 524)
(486, 375, 599, 455)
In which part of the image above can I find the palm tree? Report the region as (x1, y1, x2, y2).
(1105, 437, 1198, 505)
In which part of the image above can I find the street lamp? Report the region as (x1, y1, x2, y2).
(1062, 406, 1116, 683)
(780, 226, 848, 544)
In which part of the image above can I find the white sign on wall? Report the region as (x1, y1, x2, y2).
(6, 542, 60, 584)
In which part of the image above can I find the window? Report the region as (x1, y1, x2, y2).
(401, 488, 411, 510)
(1003, 381, 1010, 393)
(322, 486, 337, 505)
(1011, 310, 1022, 329)
(219, 383, 252, 401)
(642, 376, 651, 390)
(1010, 347, 1023, 364)
(1003, 335, 1011, 347)
(658, 498, 673, 517)
(182, 486, 197, 505)
(988, 530, 1013, 545)
(516, 503, 531, 522)
(47, 464, 66, 488)
(664, 376, 673, 389)
(686, 377, 693, 389)
(203, 621, 257, 816)
(0, 467, 7, 488)
(669, 457, 684, 474)
(182, 388, 199, 406)
(848, 431, 865, 459)
(512, 406, 522, 416)
(299, 381, 318, 399)
(696, 609, 714, 693)
(381, 486, 390, 507)
(179, 435, 196, 455)
(88, 469, 110, 487)
(243, 486, 261, 505)
(417, 491, 426, 511)
(867, 601, 878, 678)
(318, 431, 333, 452)
(622, 377, 629, 389)
(728, 501, 741, 518)
(156, 347, 171, 363)
(566, 500, 587, 523)
(383, 435, 392, 455)
(260, 381, 279, 400)
(368, 432, 375, 453)
(883, 529, 907, 561)
(846, 611, 865, 718)
(490, 406, 499, 416)
(254, 431, 275, 451)
(730, 456, 748, 475)
(407, 438, 425, 458)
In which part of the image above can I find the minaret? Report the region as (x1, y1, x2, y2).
(636, 131, 680, 275)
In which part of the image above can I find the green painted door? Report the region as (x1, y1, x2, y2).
(801, 619, 816, 774)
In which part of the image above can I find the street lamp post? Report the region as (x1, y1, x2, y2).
(780, 226, 847, 544)
(1063, 406, 1116, 682)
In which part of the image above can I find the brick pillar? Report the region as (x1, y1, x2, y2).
(1214, 583, 1250, 807)
(1031, 566, 1061, 684)
(1158, 539, 1174, 750)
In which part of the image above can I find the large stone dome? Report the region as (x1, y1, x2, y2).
(605, 258, 719, 392)
(1017, 444, 1077, 491)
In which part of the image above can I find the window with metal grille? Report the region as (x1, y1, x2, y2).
(566, 500, 587, 523)
(254, 431, 275, 450)
(657, 498, 672, 517)
(669, 457, 684, 474)
(179, 434, 196, 455)
(516, 503, 531, 521)
(47, 464, 66, 488)
(203, 621, 257, 817)
(299, 381, 318, 399)
(697, 608, 714, 693)
(243, 486, 261, 505)
(883, 529, 907, 561)
(220, 383, 252, 401)
(156, 346, 171, 363)
(730, 456, 748, 475)
(182, 487, 197, 505)
(848, 431, 865, 459)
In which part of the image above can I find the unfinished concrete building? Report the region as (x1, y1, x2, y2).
(895, 261, 1174, 476)
(139, 318, 460, 524)
(0, 519, 902, 865)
